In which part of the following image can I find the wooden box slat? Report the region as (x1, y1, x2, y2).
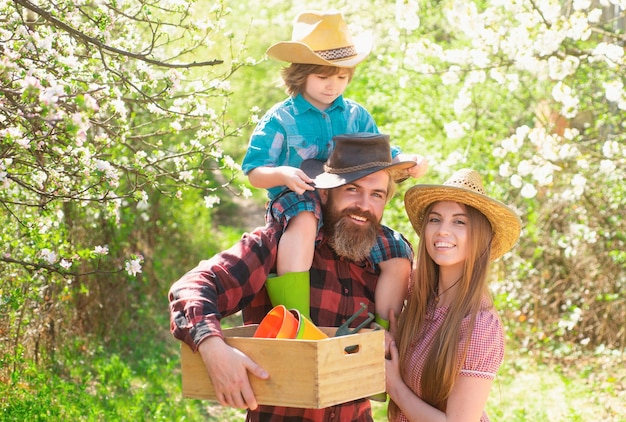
(181, 325, 385, 409)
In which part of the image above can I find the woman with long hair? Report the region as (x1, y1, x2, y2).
(386, 168, 521, 421)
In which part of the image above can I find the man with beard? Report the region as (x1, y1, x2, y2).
(168, 133, 416, 421)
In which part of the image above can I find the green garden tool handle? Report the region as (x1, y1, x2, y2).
(335, 302, 375, 337)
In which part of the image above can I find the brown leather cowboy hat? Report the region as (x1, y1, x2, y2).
(301, 133, 416, 189)
(266, 11, 373, 67)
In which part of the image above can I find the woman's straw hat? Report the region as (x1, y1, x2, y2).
(266, 11, 373, 67)
(404, 168, 522, 261)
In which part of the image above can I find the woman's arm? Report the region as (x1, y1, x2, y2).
(386, 341, 494, 422)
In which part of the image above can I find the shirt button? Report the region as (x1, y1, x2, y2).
(344, 288, 349, 294)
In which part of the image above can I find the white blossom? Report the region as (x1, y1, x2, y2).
(548, 55, 580, 81)
(125, 257, 143, 276)
(598, 159, 616, 175)
(567, 13, 592, 41)
(532, 164, 556, 186)
(517, 160, 534, 177)
(453, 88, 472, 115)
(204, 195, 221, 208)
(587, 8, 603, 23)
(94, 159, 120, 183)
(571, 174, 587, 197)
(137, 191, 149, 210)
(551, 82, 579, 118)
(499, 162, 512, 177)
(395, 0, 420, 31)
(591, 42, 624, 66)
(178, 170, 193, 182)
(602, 141, 621, 160)
(442, 66, 461, 85)
(241, 186, 253, 199)
(94, 245, 109, 255)
(603, 80, 625, 103)
(444, 121, 468, 140)
(40, 249, 58, 264)
(520, 183, 538, 199)
(573, 0, 592, 10)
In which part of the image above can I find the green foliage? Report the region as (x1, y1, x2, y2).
(0, 312, 246, 421)
(2, 0, 626, 420)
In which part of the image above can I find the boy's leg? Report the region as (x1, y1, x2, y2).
(265, 191, 321, 318)
(276, 211, 318, 275)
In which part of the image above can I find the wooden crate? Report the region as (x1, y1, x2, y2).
(180, 325, 385, 409)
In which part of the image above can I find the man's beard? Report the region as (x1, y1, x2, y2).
(323, 204, 380, 262)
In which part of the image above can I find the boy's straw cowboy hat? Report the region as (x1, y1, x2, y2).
(404, 169, 522, 261)
(301, 133, 415, 189)
(266, 11, 373, 67)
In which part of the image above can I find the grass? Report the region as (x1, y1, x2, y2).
(485, 351, 626, 422)
(371, 347, 626, 421)
(2, 312, 624, 421)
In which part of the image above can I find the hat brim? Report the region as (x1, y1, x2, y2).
(404, 185, 521, 261)
(301, 159, 416, 189)
(266, 32, 373, 67)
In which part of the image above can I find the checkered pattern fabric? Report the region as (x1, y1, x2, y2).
(397, 304, 504, 422)
(169, 221, 413, 421)
(242, 93, 401, 199)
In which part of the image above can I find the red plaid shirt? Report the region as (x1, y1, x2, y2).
(169, 221, 413, 421)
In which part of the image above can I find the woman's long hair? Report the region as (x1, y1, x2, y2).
(388, 203, 494, 419)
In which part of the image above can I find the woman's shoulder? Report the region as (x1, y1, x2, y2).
(461, 304, 505, 375)
(474, 305, 503, 335)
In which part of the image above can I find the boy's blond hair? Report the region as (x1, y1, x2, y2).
(280, 63, 355, 97)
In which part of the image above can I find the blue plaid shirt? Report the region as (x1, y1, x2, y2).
(242, 94, 400, 199)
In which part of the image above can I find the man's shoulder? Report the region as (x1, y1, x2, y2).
(240, 222, 284, 245)
(378, 224, 410, 241)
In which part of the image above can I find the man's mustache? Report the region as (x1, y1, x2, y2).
(337, 207, 377, 225)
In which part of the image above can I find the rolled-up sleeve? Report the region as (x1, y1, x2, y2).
(168, 224, 281, 350)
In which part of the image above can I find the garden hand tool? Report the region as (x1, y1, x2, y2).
(335, 302, 375, 337)
(335, 303, 387, 402)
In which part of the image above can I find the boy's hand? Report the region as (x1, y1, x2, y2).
(393, 154, 429, 180)
(279, 166, 315, 194)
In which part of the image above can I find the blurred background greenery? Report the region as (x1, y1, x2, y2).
(1, 0, 624, 420)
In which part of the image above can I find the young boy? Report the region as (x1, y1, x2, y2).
(242, 10, 428, 327)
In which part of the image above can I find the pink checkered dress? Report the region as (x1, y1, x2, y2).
(398, 302, 504, 422)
